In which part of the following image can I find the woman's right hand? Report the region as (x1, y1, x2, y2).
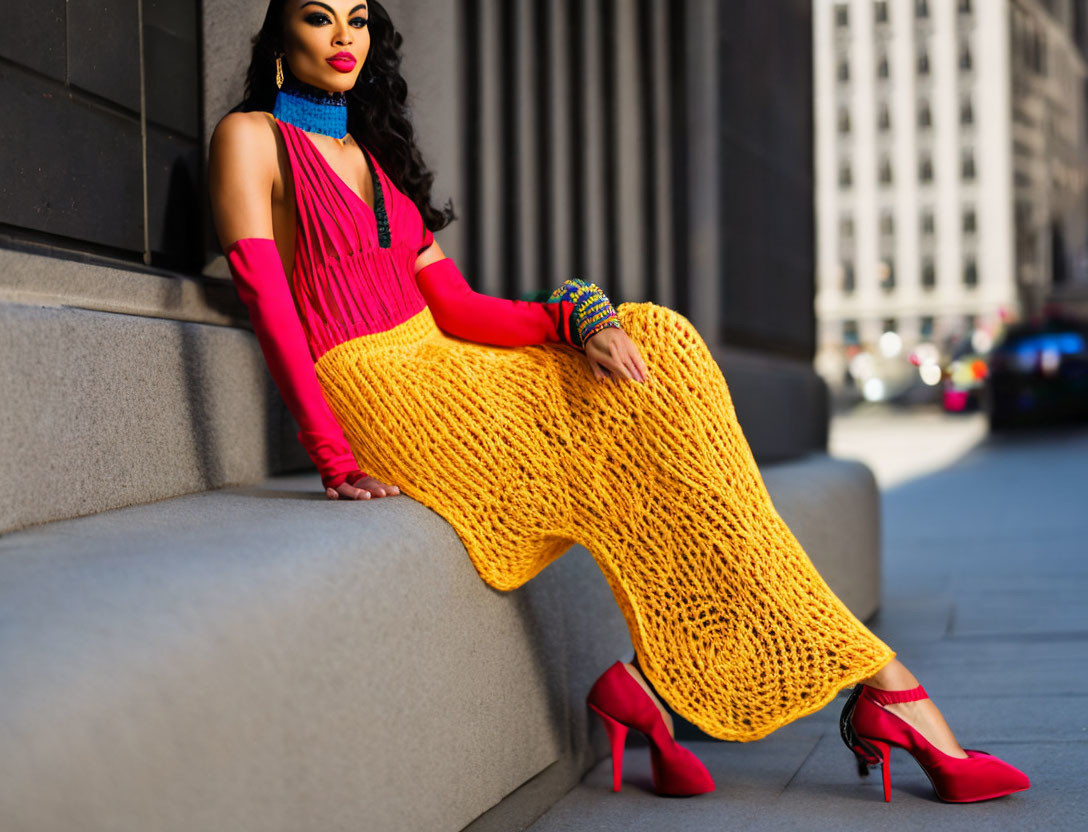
(585, 326, 648, 383)
(326, 475, 402, 501)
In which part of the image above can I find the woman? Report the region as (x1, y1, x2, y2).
(207, 0, 1030, 803)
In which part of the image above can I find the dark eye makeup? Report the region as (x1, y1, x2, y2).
(305, 12, 368, 28)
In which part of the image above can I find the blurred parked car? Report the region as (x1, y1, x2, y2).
(982, 316, 1088, 430)
(845, 332, 931, 406)
(941, 334, 991, 413)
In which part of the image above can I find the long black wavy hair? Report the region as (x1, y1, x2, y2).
(232, 0, 455, 235)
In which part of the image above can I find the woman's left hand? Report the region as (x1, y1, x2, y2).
(585, 327, 649, 383)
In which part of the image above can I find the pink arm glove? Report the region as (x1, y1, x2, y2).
(415, 256, 580, 347)
(225, 237, 366, 491)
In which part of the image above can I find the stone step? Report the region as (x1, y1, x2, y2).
(0, 454, 880, 832)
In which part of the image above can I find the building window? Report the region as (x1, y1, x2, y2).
(838, 106, 852, 134)
(920, 315, 935, 338)
(962, 149, 976, 181)
(959, 0, 972, 14)
(963, 207, 977, 234)
(919, 153, 934, 183)
(842, 261, 856, 294)
(960, 96, 974, 126)
(917, 47, 930, 76)
(878, 103, 892, 131)
(843, 319, 860, 345)
(921, 257, 936, 289)
(838, 57, 851, 82)
(839, 161, 853, 188)
(965, 312, 977, 332)
(918, 99, 932, 129)
(882, 316, 898, 333)
(921, 209, 935, 236)
(877, 52, 891, 79)
(836, 3, 849, 28)
(960, 41, 973, 72)
(880, 212, 895, 237)
(875, 1, 890, 24)
(1022, 27, 1048, 76)
(879, 259, 896, 292)
(879, 157, 894, 185)
(916, 0, 929, 19)
(964, 256, 978, 286)
(840, 215, 855, 239)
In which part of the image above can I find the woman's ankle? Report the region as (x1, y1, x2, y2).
(883, 700, 969, 759)
(861, 658, 919, 690)
(622, 660, 676, 738)
(858, 659, 969, 759)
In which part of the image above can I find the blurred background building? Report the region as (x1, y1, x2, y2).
(814, 0, 1088, 401)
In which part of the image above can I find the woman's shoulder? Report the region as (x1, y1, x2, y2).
(210, 110, 280, 160)
(210, 111, 284, 185)
(209, 110, 282, 170)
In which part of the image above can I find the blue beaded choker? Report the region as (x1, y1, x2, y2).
(272, 78, 348, 140)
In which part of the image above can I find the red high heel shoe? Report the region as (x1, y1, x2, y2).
(839, 682, 1031, 803)
(586, 661, 715, 796)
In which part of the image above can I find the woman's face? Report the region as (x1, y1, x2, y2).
(283, 1, 371, 92)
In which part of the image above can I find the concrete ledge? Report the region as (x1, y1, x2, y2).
(0, 451, 880, 832)
(0, 300, 307, 537)
(0, 249, 830, 535)
(710, 343, 831, 464)
(0, 241, 238, 326)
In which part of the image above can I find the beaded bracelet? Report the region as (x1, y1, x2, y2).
(546, 278, 623, 349)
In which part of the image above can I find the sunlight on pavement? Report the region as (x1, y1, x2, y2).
(829, 404, 990, 491)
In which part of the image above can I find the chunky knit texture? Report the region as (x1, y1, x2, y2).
(314, 302, 897, 742)
(264, 105, 896, 741)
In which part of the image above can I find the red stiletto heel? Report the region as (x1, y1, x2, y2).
(586, 661, 715, 797)
(588, 704, 629, 792)
(839, 682, 1031, 803)
(868, 738, 892, 802)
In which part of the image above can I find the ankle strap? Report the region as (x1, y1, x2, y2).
(862, 683, 928, 705)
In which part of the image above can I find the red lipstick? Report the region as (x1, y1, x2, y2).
(327, 52, 356, 72)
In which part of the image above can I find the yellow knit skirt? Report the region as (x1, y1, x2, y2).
(314, 301, 896, 742)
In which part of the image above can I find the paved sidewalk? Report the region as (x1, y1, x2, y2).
(526, 418, 1088, 831)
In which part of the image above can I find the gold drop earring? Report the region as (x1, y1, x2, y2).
(276, 54, 284, 89)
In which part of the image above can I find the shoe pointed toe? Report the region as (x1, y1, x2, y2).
(986, 754, 1031, 794)
(933, 750, 1032, 802)
(653, 746, 716, 796)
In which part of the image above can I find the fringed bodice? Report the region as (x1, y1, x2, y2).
(266, 113, 434, 361)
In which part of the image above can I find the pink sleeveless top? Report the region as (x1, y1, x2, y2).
(269, 113, 435, 361)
